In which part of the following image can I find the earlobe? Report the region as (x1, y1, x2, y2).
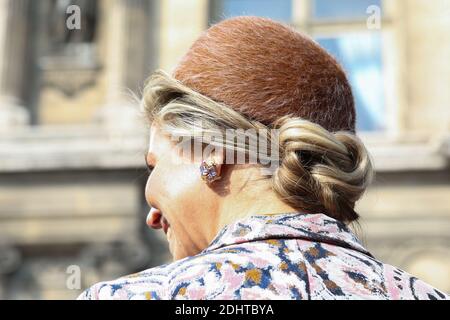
(200, 159, 222, 184)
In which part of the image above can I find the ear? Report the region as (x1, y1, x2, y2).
(213, 153, 224, 177)
(203, 147, 224, 177)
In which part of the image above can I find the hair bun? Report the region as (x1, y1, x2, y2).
(272, 116, 373, 223)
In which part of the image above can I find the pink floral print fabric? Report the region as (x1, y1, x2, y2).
(78, 212, 448, 300)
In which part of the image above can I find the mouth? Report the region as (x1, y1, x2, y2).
(146, 206, 171, 235)
(161, 216, 170, 235)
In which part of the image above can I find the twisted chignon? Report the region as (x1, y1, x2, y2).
(273, 116, 373, 223)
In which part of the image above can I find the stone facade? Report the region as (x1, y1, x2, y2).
(0, 0, 449, 299)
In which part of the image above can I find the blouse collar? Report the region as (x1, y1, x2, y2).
(202, 212, 373, 257)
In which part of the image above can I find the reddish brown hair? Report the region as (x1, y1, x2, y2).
(173, 16, 355, 133)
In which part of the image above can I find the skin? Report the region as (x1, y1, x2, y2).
(145, 124, 297, 261)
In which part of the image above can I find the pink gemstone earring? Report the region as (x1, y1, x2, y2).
(200, 160, 221, 184)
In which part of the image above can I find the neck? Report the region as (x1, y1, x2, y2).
(216, 176, 298, 234)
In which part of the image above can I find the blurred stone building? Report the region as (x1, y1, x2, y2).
(0, 0, 449, 299)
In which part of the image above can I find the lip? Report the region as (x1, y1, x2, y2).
(161, 216, 170, 235)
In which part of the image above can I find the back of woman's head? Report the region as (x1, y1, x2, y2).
(142, 16, 373, 224)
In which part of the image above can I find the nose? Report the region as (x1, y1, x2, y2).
(146, 207, 162, 229)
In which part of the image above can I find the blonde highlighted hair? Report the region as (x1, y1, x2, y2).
(141, 70, 374, 224)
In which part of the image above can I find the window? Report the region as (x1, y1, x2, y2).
(312, 0, 381, 20)
(308, 0, 387, 132)
(209, 0, 292, 24)
(316, 33, 385, 131)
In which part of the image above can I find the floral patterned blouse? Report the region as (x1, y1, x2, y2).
(78, 212, 448, 300)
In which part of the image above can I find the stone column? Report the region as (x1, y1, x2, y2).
(0, 0, 30, 129)
(404, 0, 450, 135)
(95, 0, 156, 130)
(159, 0, 208, 72)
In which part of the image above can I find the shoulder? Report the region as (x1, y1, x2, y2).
(77, 262, 171, 300)
(77, 241, 293, 300)
(381, 264, 449, 300)
(76, 248, 249, 300)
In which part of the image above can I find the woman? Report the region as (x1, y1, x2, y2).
(78, 16, 448, 300)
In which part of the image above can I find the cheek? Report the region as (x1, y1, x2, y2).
(163, 162, 211, 258)
(154, 162, 200, 209)
(164, 163, 200, 201)
(146, 159, 197, 200)
(146, 159, 206, 237)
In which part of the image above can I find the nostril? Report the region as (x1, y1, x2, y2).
(146, 207, 163, 229)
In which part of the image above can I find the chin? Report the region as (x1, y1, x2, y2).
(171, 252, 187, 262)
(168, 239, 186, 261)
(167, 230, 204, 261)
(170, 244, 201, 262)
